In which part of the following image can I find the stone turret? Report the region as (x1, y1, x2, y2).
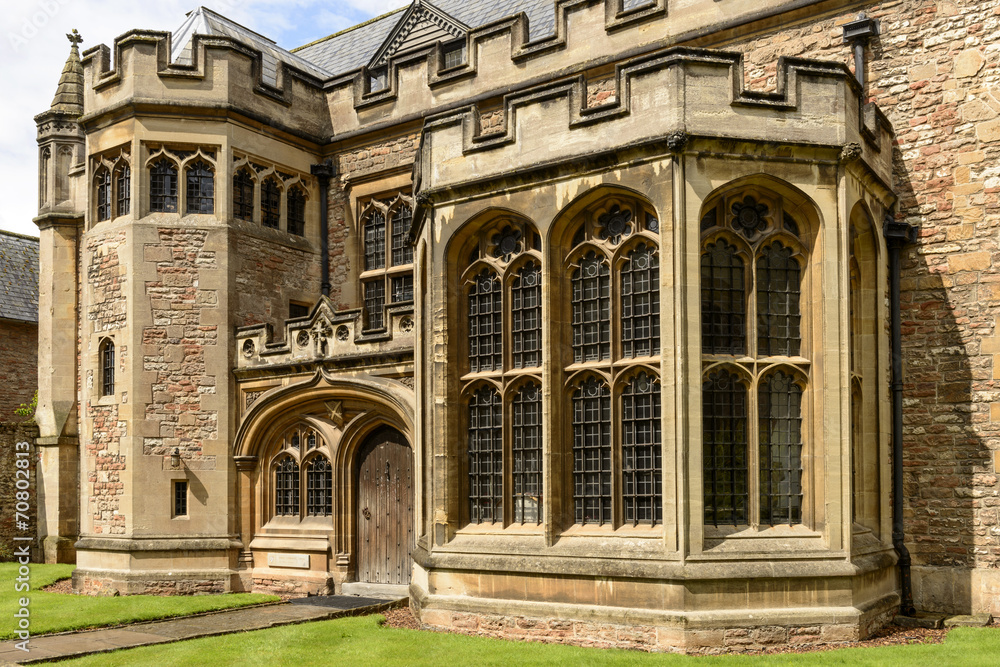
(33, 30, 85, 563)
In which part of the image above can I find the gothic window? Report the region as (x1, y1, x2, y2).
(149, 159, 178, 213)
(95, 168, 111, 222)
(563, 195, 662, 528)
(360, 195, 415, 332)
(306, 457, 332, 516)
(261, 177, 281, 229)
(100, 338, 115, 396)
(459, 217, 544, 526)
(700, 189, 809, 528)
(467, 386, 502, 524)
(185, 160, 214, 214)
(233, 168, 254, 221)
(275, 457, 300, 516)
(287, 186, 306, 236)
(115, 164, 131, 217)
(39, 147, 49, 209)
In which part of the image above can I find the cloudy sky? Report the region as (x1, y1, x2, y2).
(0, 0, 404, 237)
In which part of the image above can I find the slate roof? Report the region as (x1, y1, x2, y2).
(294, 0, 560, 78)
(172, 7, 332, 85)
(0, 231, 39, 324)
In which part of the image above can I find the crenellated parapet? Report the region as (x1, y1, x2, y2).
(417, 48, 895, 202)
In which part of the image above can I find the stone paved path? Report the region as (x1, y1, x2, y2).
(0, 596, 404, 665)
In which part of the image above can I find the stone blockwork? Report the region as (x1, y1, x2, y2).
(0, 423, 38, 560)
(336, 134, 418, 180)
(234, 231, 321, 329)
(85, 403, 125, 535)
(721, 0, 1000, 615)
(141, 228, 219, 459)
(86, 231, 126, 333)
(0, 321, 37, 421)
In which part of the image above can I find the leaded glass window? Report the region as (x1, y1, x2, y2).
(622, 373, 662, 525)
(468, 387, 502, 524)
(261, 178, 280, 229)
(115, 164, 130, 217)
(571, 253, 610, 363)
(149, 159, 178, 213)
(185, 161, 214, 214)
(233, 169, 254, 221)
(275, 457, 299, 516)
(364, 280, 385, 331)
(759, 371, 803, 525)
(391, 275, 413, 303)
(703, 370, 748, 526)
(287, 186, 305, 235)
(364, 209, 386, 271)
(101, 339, 115, 397)
(572, 378, 612, 526)
(306, 458, 332, 517)
(391, 204, 413, 266)
(511, 263, 541, 369)
(468, 269, 502, 373)
(701, 240, 745, 355)
(512, 382, 543, 524)
(756, 242, 801, 357)
(96, 169, 111, 222)
(621, 245, 659, 358)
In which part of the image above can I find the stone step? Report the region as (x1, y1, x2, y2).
(943, 614, 993, 628)
(895, 613, 947, 629)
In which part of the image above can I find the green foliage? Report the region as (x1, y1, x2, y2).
(57, 614, 1000, 667)
(0, 563, 279, 639)
(13, 390, 37, 422)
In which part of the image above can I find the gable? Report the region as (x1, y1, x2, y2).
(369, 1, 468, 69)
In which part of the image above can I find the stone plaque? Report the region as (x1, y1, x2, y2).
(267, 553, 310, 569)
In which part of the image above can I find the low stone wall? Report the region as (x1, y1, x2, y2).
(0, 422, 39, 561)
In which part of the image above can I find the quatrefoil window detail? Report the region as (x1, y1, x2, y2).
(731, 196, 770, 238)
(491, 226, 523, 261)
(598, 205, 633, 244)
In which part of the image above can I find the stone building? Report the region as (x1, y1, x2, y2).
(0, 230, 38, 422)
(29, 0, 1000, 652)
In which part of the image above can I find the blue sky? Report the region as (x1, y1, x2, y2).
(0, 0, 404, 237)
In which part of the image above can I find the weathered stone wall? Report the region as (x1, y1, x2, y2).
(141, 228, 219, 459)
(0, 423, 38, 560)
(721, 0, 1000, 613)
(0, 320, 37, 421)
(85, 403, 124, 535)
(234, 232, 321, 328)
(86, 231, 126, 333)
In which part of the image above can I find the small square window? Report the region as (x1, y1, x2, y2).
(442, 41, 466, 70)
(391, 275, 414, 303)
(174, 480, 188, 517)
(289, 302, 310, 319)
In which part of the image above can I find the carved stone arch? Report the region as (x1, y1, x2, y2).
(445, 207, 539, 276)
(178, 148, 216, 170)
(547, 184, 660, 254)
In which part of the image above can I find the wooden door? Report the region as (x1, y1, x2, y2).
(356, 427, 414, 585)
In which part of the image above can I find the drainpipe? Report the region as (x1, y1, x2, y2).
(843, 15, 878, 88)
(311, 159, 336, 297)
(884, 216, 917, 617)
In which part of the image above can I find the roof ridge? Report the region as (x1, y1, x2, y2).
(291, 6, 407, 53)
(0, 229, 40, 242)
(195, 5, 277, 45)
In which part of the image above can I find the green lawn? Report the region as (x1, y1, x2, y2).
(0, 563, 279, 639)
(57, 614, 1000, 667)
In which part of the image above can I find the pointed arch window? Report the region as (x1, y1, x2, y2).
(149, 159, 178, 213)
(700, 191, 808, 528)
(287, 186, 306, 236)
(233, 168, 254, 221)
(511, 263, 541, 369)
(99, 338, 115, 397)
(468, 269, 502, 373)
(621, 244, 660, 358)
(115, 164, 131, 217)
(306, 458, 333, 516)
(572, 378, 612, 526)
(622, 373, 662, 525)
(275, 457, 300, 516)
(467, 386, 502, 524)
(360, 196, 415, 331)
(391, 203, 414, 266)
(261, 177, 281, 229)
(571, 253, 610, 363)
(364, 209, 386, 271)
(185, 160, 214, 214)
(95, 169, 111, 222)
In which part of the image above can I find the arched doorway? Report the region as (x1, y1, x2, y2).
(355, 426, 414, 586)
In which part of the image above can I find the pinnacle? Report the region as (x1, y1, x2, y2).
(50, 29, 84, 115)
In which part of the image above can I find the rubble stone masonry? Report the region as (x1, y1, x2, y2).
(0, 320, 37, 421)
(722, 0, 1000, 611)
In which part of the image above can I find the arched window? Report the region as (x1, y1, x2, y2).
(364, 208, 386, 270)
(306, 458, 332, 516)
(261, 177, 280, 229)
(287, 186, 306, 236)
(621, 372, 662, 525)
(185, 160, 214, 214)
(360, 196, 415, 331)
(115, 164, 131, 217)
(572, 377, 612, 526)
(275, 457, 300, 516)
(100, 339, 115, 396)
(233, 168, 254, 221)
(571, 252, 610, 363)
(149, 159, 178, 213)
(467, 386, 502, 524)
(391, 203, 413, 266)
(621, 245, 660, 359)
(95, 169, 111, 222)
(700, 190, 808, 528)
(459, 217, 544, 526)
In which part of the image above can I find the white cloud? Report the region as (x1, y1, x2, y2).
(0, 0, 404, 237)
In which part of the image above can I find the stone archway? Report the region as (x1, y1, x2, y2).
(354, 426, 413, 588)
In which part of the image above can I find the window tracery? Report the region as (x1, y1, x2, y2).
(359, 195, 415, 332)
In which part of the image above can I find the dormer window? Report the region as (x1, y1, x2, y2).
(369, 67, 388, 93)
(442, 40, 466, 70)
